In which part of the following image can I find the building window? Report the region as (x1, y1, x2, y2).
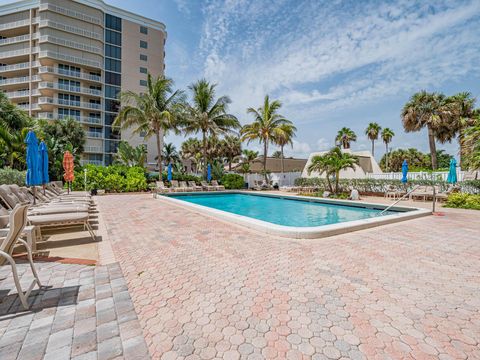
(105, 58, 121, 72)
(140, 26, 148, 34)
(105, 72, 121, 86)
(105, 45, 121, 59)
(140, 54, 147, 61)
(139, 67, 147, 74)
(139, 79, 147, 86)
(105, 85, 120, 99)
(105, 29, 122, 46)
(140, 40, 148, 49)
(106, 14, 122, 31)
(105, 99, 120, 113)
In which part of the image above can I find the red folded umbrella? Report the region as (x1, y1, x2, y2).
(63, 151, 75, 183)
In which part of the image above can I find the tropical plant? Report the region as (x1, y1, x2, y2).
(221, 173, 244, 189)
(272, 151, 282, 158)
(365, 122, 382, 156)
(36, 117, 86, 180)
(180, 137, 202, 173)
(184, 79, 240, 179)
(274, 122, 297, 174)
(220, 135, 242, 171)
(335, 127, 357, 149)
(113, 74, 185, 174)
(113, 141, 147, 167)
(211, 160, 225, 180)
(0, 168, 25, 186)
(241, 95, 293, 182)
(381, 127, 395, 171)
(461, 113, 480, 170)
(162, 142, 180, 165)
(307, 147, 359, 193)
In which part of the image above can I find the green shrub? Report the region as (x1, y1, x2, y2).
(71, 165, 147, 192)
(445, 193, 480, 210)
(0, 168, 25, 186)
(221, 174, 244, 189)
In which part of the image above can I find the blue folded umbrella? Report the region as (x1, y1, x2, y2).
(447, 158, 457, 184)
(207, 163, 212, 182)
(39, 141, 49, 185)
(401, 160, 408, 183)
(25, 130, 42, 186)
(167, 163, 172, 181)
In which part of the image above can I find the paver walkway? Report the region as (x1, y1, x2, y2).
(0, 261, 149, 359)
(97, 194, 480, 359)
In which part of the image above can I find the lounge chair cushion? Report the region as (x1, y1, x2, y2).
(28, 212, 89, 225)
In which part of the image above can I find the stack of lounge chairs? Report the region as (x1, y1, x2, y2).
(155, 180, 226, 194)
(408, 185, 455, 202)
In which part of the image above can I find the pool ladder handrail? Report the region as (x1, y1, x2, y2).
(378, 185, 421, 216)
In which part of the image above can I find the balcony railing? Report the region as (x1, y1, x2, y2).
(0, 19, 30, 31)
(39, 3, 102, 25)
(84, 146, 103, 153)
(4, 89, 40, 98)
(0, 47, 39, 58)
(0, 34, 38, 46)
(38, 35, 102, 54)
(38, 97, 102, 110)
(38, 19, 101, 40)
(80, 159, 103, 166)
(0, 61, 39, 73)
(38, 82, 102, 96)
(35, 112, 103, 125)
(38, 50, 101, 68)
(38, 66, 101, 82)
(0, 75, 40, 85)
(86, 131, 103, 138)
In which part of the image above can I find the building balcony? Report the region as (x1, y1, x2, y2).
(38, 19, 102, 40)
(0, 47, 39, 59)
(38, 97, 102, 110)
(38, 66, 102, 82)
(0, 33, 38, 46)
(38, 50, 101, 69)
(17, 103, 40, 111)
(0, 61, 40, 73)
(84, 146, 103, 153)
(39, 3, 102, 26)
(38, 82, 102, 96)
(38, 35, 102, 55)
(86, 131, 103, 139)
(0, 18, 30, 31)
(4, 89, 40, 98)
(0, 75, 40, 86)
(37, 112, 103, 126)
(80, 159, 103, 166)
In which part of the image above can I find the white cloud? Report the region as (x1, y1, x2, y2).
(173, 0, 190, 15)
(315, 138, 330, 151)
(284, 140, 311, 158)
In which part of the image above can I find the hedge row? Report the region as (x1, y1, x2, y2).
(72, 165, 147, 192)
(293, 178, 480, 194)
(0, 168, 25, 186)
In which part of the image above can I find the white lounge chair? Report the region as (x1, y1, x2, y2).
(211, 180, 225, 191)
(0, 204, 42, 309)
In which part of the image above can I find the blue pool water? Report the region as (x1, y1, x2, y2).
(168, 193, 398, 227)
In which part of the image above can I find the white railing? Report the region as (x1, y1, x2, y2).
(36, 112, 103, 125)
(38, 97, 102, 110)
(0, 61, 40, 73)
(16, 103, 29, 110)
(84, 146, 103, 153)
(4, 89, 40, 98)
(38, 35, 102, 54)
(0, 75, 39, 85)
(38, 66, 101, 82)
(80, 159, 103, 166)
(38, 50, 101, 68)
(0, 47, 38, 58)
(38, 81, 102, 96)
(366, 171, 466, 182)
(38, 19, 101, 40)
(245, 172, 302, 187)
(39, 3, 102, 25)
(86, 131, 103, 138)
(0, 34, 34, 46)
(0, 19, 30, 30)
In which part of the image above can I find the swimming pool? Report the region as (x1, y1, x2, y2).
(160, 192, 430, 238)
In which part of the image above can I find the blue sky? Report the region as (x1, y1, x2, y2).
(5, 0, 480, 159)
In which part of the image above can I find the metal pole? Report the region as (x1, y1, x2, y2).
(432, 173, 436, 213)
(84, 168, 87, 193)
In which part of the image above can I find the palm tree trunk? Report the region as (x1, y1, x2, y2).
(202, 131, 207, 180)
(263, 140, 268, 183)
(427, 125, 437, 170)
(371, 140, 375, 157)
(280, 145, 285, 174)
(156, 129, 163, 175)
(335, 171, 340, 194)
(385, 143, 389, 171)
(326, 174, 333, 193)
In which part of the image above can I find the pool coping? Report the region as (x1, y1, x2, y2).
(156, 191, 432, 239)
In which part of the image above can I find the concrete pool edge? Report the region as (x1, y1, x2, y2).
(156, 191, 432, 239)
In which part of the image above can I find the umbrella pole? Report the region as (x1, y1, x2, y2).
(33, 186, 36, 205)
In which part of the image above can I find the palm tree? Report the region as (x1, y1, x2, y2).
(114, 141, 147, 167)
(308, 147, 359, 193)
(461, 112, 480, 170)
(162, 142, 180, 165)
(241, 95, 293, 182)
(401, 91, 453, 170)
(381, 128, 395, 171)
(184, 79, 240, 179)
(271, 151, 282, 158)
(274, 123, 297, 174)
(365, 122, 381, 157)
(113, 74, 185, 174)
(220, 135, 242, 171)
(335, 127, 357, 149)
(180, 137, 202, 173)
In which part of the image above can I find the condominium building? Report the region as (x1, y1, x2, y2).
(0, 0, 166, 166)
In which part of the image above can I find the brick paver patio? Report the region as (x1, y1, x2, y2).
(97, 194, 480, 359)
